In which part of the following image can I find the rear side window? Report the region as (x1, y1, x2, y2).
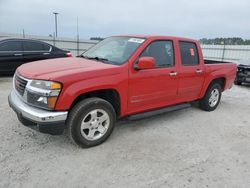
(23, 41, 50, 51)
(179, 42, 199, 66)
(0, 41, 22, 51)
(43, 43, 51, 51)
(140, 40, 174, 67)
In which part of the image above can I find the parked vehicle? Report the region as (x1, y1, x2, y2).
(234, 60, 250, 85)
(0, 38, 72, 74)
(9, 35, 237, 148)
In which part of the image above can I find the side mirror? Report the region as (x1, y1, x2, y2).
(135, 57, 156, 70)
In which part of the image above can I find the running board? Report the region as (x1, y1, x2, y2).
(127, 103, 191, 120)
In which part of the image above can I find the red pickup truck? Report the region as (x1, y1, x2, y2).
(9, 35, 236, 147)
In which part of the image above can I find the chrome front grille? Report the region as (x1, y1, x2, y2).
(14, 74, 28, 96)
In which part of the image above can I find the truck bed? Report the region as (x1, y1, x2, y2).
(204, 59, 232, 64)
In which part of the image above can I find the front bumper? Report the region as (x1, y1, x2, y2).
(8, 90, 68, 135)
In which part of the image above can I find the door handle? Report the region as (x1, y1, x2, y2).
(43, 52, 50, 55)
(169, 72, 178, 76)
(14, 54, 22, 56)
(196, 69, 203, 74)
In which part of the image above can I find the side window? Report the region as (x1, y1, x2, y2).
(0, 41, 22, 51)
(43, 44, 51, 51)
(23, 41, 48, 51)
(179, 42, 199, 66)
(140, 41, 174, 67)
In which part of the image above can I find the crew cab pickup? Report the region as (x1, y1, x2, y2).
(9, 35, 237, 147)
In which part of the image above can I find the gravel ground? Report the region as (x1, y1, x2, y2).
(0, 76, 250, 188)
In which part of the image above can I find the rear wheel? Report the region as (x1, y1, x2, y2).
(67, 97, 116, 148)
(199, 83, 222, 111)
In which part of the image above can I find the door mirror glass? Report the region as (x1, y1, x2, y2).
(135, 57, 156, 70)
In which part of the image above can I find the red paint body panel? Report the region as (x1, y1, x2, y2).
(17, 35, 237, 117)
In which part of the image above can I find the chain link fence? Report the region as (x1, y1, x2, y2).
(201, 44, 250, 63)
(1, 32, 250, 62)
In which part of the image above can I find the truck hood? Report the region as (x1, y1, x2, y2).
(17, 57, 123, 81)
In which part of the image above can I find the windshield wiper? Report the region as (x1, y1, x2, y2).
(80, 54, 89, 58)
(86, 56, 109, 62)
(80, 55, 109, 62)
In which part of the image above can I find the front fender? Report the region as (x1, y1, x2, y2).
(55, 72, 128, 116)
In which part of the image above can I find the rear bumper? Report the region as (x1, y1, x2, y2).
(8, 90, 68, 135)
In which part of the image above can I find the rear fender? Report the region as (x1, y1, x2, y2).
(199, 72, 226, 99)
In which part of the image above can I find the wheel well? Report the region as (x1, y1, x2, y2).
(210, 77, 226, 91)
(70, 89, 120, 116)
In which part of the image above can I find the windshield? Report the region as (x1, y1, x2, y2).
(82, 36, 146, 65)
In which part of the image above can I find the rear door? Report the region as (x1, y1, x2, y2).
(178, 41, 205, 101)
(0, 40, 23, 74)
(128, 40, 179, 113)
(22, 40, 51, 63)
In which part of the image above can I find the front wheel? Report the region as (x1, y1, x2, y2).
(67, 97, 116, 148)
(199, 83, 222, 111)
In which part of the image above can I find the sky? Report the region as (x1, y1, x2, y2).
(0, 0, 250, 40)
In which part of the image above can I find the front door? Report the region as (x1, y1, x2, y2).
(128, 40, 179, 114)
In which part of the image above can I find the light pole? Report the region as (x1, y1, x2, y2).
(77, 16, 79, 56)
(53, 12, 59, 37)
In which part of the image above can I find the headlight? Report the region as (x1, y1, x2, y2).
(30, 80, 61, 90)
(26, 80, 62, 110)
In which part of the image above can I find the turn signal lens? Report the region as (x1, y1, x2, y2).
(50, 82, 61, 90)
(48, 97, 58, 109)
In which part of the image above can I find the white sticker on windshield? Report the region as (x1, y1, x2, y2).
(128, 38, 145, 43)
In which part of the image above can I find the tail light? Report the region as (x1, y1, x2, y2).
(66, 52, 72, 57)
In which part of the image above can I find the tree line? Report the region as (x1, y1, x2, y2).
(200, 38, 250, 45)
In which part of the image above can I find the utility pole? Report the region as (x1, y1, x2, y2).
(77, 16, 80, 56)
(22, 29, 25, 38)
(221, 39, 226, 62)
(53, 12, 59, 37)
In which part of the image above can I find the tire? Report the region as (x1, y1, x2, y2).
(234, 75, 242, 85)
(199, 83, 222, 111)
(67, 97, 116, 148)
(234, 80, 242, 85)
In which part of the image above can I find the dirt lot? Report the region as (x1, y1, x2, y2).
(0, 76, 250, 188)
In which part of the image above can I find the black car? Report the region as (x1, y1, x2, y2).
(235, 60, 250, 85)
(0, 38, 72, 74)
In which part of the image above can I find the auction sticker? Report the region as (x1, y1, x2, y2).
(128, 38, 145, 43)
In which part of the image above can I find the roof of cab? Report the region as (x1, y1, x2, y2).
(117, 34, 199, 43)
